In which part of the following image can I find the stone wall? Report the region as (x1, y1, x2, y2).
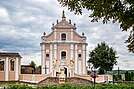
(38, 77, 59, 86)
(37, 77, 93, 86)
(65, 77, 93, 86)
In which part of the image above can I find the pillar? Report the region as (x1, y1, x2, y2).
(50, 44, 53, 73)
(82, 44, 86, 74)
(75, 45, 78, 73)
(54, 29, 57, 41)
(15, 57, 18, 80)
(5, 57, 8, 81)
(41, 44, 46, 74)
(53, 44, 57, 77)
(71, 29, 73, 41)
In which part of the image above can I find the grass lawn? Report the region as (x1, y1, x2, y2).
(0, 81, 16, 86)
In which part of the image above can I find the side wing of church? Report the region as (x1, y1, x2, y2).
(40, 11, 88, 77)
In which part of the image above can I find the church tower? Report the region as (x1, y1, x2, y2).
(40, 11, 87, 77)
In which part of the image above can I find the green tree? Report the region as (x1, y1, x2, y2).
(58, 0, 134, 53)
(88, 42, 118, 74)
(29, 61, 36, 69)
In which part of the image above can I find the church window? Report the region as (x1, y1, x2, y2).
(10, 59, 15, 71)
(0, 59, 4, 71)
(78, 54, 81, 58)
(61, 51, 66, 59)
(46, 54, 49, 58)
(61, 33, 66, 41)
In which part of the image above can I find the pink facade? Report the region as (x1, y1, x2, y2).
(0, 53, 21, 81)
(40, 11, 88, 77)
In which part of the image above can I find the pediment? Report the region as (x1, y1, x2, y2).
(52, 20, 75, 29)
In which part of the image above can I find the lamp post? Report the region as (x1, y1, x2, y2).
(87, 60, 98, 88)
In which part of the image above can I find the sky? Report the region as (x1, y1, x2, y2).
(0, 0, 133, 70)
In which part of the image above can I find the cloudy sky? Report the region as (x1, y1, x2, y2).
(0, 0, 133, 70)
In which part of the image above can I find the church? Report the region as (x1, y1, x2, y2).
(0, 11, 112, 84)
(40, 11, 88, 77)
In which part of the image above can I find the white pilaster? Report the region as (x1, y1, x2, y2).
(78, 61, 82, 74)
(75, 45, 78, 73)
(54, 29, 57, 41)
(70, 44, 74, 60)
(71, 29, 73, 41)
(41, 45, 46, 74)
(15, 57, 18, 80)
(50, 44, 53, 73)
(82, 45, 86, 74)
(46, 61, 49, 74)
(5, 57, 8, 81)
(54, 44, 57, 59)
(53, 44, 57, 77)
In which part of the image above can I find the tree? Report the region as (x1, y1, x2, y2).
(29, 61, 36, 69)
(58, 0, 134, 53)
(88, 42, 118, 74)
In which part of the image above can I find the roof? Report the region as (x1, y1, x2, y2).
(51, 10, 76, 29)
(0, 52, 22, 57)
(21, 65, 35, 68)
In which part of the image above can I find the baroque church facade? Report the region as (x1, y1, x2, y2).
(0, 11, 113, 83)
(40, 11, 88, 77)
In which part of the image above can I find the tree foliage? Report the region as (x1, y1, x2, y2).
(29, 61, 36, 68)
(88, 42, 118, 74)
(58, 0, 134, 53)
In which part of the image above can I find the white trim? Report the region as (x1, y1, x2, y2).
(15, 57, 18, 80)
(42, 41, 87, 44)
(5, 57, 8, 81)
(60, 32, 67, 41)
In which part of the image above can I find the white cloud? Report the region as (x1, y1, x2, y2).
(0, 8, 11, 23)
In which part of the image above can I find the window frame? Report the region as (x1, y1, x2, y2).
(60, 33, 67, 41)
(0, 59, 5, 71)
(60, 50, 67, 59)
(10, 59, 15, 71)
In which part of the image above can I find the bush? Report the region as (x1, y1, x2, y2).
(7, 85, 34, 89)
(7, 84, 134, 89)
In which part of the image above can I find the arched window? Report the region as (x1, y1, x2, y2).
(61, 51, 66, 59)
(10, 59, 15, 71)
(61, 33, 66, 41)
(0, 59, 4, 71)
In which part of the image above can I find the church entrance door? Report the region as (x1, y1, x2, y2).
(64, 67, 67, 77)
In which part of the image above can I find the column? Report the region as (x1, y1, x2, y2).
(41, 44, 46, 74)
(75, 45, 78, 74)
(5, 57, 8, 81)
(70, 44, 74, 60)
(50, 44, 53, 73)
(54, 29, 57, 41)
(54, 44, 57, 59)
(82, 44, 86, 74)
(53, 44, 57, 77)
(15, 57, 18, 80)
(78, 61, 82, 74)
(71, 29, 73, 41)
